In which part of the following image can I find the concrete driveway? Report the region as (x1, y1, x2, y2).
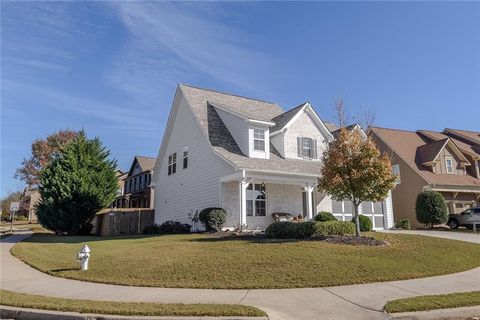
(1, 232, 479, 320)
(381, 229, 480, 244)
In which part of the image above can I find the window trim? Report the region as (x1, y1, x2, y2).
(246, 183, 267, 217)
(297, 137, 317, 159)
(445, 157, 454, 174)
(253, 128, 266, 152)
(168, 152, 177, 176)
(392, 164, 401, 184)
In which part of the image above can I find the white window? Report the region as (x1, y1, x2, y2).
(183, 147, 188, 169)
(253, 128, 265, 151)
(392, 164, 401, 184)
(445, 157, 454, 174)
(297, 137, 317, 158)
(246, 183, 266, 216)
(168, 153, 176, 176)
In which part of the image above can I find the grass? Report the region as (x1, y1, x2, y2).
(11, 232, 480, 289)
(0, 290, 265, 317)
(384, 291, 480, 313)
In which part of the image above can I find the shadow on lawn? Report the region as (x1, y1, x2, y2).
(19, 233, 161, 244)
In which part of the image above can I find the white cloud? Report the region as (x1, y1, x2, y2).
(105, 2, 278, 105)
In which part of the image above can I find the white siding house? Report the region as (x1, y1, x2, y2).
(153, 85, 395, 230)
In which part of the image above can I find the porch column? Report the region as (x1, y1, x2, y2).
(239, 179, 250, 229)
(304, 184, 315, 220)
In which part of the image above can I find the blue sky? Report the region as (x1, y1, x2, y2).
(1, 1, 479, 197)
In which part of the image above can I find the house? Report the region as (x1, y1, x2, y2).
(368, 127, 480, 228)
(113, 156, 155, 209)
(21, 187, 40, 222)
(153, 84, 394, 231)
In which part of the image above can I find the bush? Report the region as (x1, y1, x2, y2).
(416, 191, 448, 228)
(143, 220, 191, 234)
(314, 211, 337, 222)
(199, 207, 227, 232)
(265, 221, 356, 239)
(265, 221, 316, 239)
(395, 219, 411, 230)
(313, 221, 355, 237)
(352, 214, 373, 232)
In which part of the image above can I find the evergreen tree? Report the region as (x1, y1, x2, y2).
(36, 131, 118, 235)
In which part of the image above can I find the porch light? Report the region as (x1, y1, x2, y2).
(261, 182, 265, 188)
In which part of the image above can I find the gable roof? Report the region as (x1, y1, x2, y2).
(444, 128, 480, 145)
(128, 156, 155, 176)
(416, 139, 449, 165)
(418, 130, 480, 160)
(369, 127, 480, 188)
(331, 123, 366, 139)
(270, 102, 307, 132)
(180, 84, 284, 138)
(178, 84, 324, 176)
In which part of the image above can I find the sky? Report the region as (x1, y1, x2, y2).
(1, 1, 479, 197)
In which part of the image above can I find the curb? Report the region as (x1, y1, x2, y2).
(388, 305, 480, 319)
(0, 306, 269, 320)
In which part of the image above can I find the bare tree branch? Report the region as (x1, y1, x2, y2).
(334, 98, 349, 128)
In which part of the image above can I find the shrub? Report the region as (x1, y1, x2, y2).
(143, 220, 191, 234)
(314, 211, 337, 222)
(395, 219, 411, 230)
(351, 215, 373, 232)
(416, 191, 448, 228)
(265, 221, 316, 239)
(313, 221, 355, 237)
(198, 207, 227, 232)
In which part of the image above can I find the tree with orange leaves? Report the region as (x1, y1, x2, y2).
(15, 129, 79, 187)
(319, 128, 396, 237)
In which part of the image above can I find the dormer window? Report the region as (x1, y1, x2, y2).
(445, 157, 454, 174)
(253, 128, 265, 151)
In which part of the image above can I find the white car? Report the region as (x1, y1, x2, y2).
(447, 207, 480, 229)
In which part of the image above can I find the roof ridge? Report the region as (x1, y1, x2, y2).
(445, 128, 480, 134)
(135, 155, 156, 159)
(179, 83, 278, 106)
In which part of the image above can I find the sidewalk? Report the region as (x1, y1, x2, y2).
(380, 229, 480, 244)
(2, 232, 479, 320)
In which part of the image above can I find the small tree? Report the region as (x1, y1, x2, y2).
(415, 190, 448, 228)
(15, 129, 79, 187)
(319, 129, 396, 237)
(0, 191, 24, 220)
(36, 131, 118, 235)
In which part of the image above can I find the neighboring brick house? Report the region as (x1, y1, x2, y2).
(21, 187, 40, 222)
(113, 156, 155, 209)
(153, 84, 395, 230)
(369, 127, 480, 228)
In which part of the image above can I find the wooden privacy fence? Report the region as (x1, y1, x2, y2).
(93, 209, 154, 237)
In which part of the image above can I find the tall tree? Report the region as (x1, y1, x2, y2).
(318, 129, 396, 236)
(36, 131, 118, 235)
(15, 129, 79, 187)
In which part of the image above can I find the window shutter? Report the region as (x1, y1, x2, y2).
(297, 137, 303, 157)
(313, 139, 318, 158)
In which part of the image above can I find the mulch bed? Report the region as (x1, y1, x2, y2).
(207, 231, 389, 246)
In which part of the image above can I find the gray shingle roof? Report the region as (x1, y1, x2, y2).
(180, 84, 322, 176)
(270, 103, 307, 132)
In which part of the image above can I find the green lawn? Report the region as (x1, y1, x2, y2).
(385, 291, 480, 313)
(0, 290, 265, 317)
(11, 232, 480, 289)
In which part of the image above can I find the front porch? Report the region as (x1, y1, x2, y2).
(220, 170, 321, 230)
